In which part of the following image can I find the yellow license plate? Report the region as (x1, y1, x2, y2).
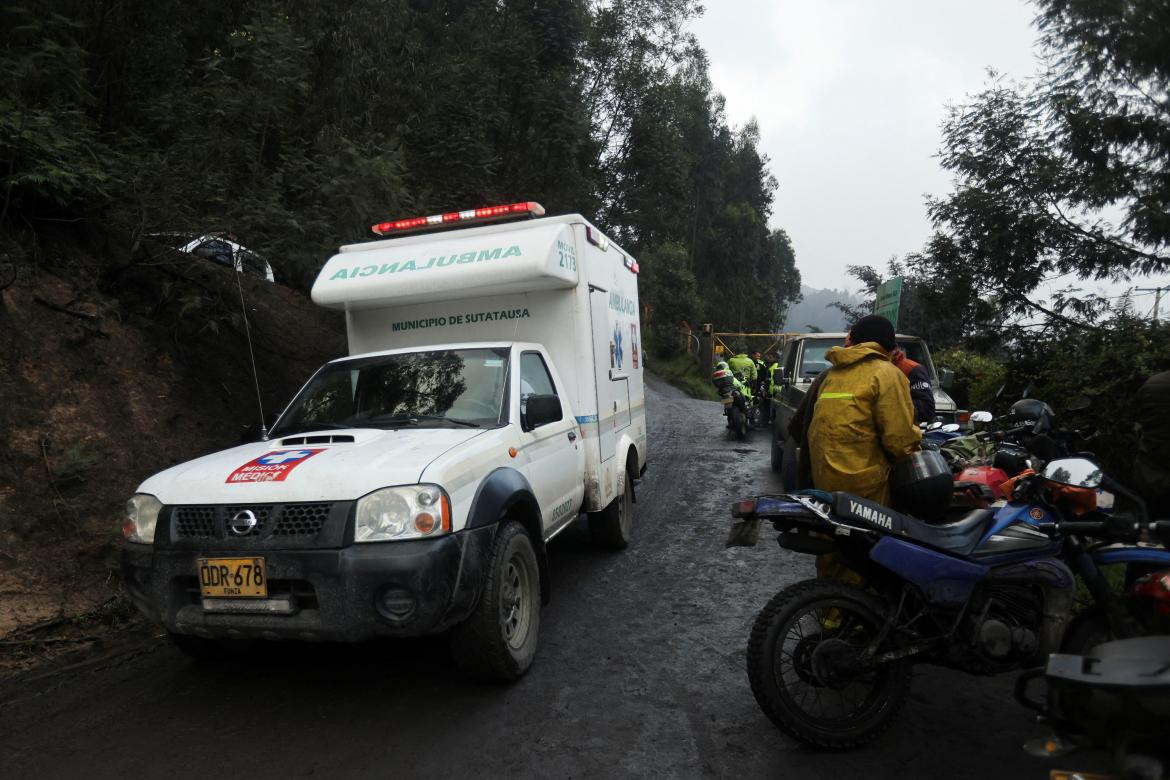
(1050, 772, 1117, 780)
(198, 557, 267, 598)
(722, 397, 733, 406)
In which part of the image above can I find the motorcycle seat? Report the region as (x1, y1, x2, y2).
(833, 493, 996, 557)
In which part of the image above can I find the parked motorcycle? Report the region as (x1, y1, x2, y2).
(1017, 633, 1170, 780)
(728, 455, 1170, 750)
(712, 362, 757, 440)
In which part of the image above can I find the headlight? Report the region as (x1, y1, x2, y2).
(355, 485, 451, 542)
(124, 493, 163, 544)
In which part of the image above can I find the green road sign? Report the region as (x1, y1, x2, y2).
(873, 276, 903, 329)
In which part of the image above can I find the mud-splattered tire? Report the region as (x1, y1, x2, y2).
(589, 473, 634, 550)
(747, 579, 912, 750)
(451, 521, 541, 682)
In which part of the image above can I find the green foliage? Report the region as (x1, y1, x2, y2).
(2, 0, 795, 336)
(910, 0, 1169, 334)
(0, 6, 114, 221)
(934, 347, 1006, 412)
(653, 352, 719, 401)
(1004, 315, 1170, 474)
(639, 242, 701, 355)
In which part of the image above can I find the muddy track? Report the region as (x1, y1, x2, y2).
(0, 376, 1066, 778)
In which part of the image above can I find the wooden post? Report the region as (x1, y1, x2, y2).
(699, 323, 713, 377)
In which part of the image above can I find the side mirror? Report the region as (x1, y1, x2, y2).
(1041, 458, 1103, 490)
(522, 394, 562, 431)
(939, 368, 955, 390)
(940, 423, 960, 433)
(969, 411, 993, 424)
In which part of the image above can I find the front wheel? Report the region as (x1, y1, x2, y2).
(747, 579, 912, 750)
(451, 521, 541, 682)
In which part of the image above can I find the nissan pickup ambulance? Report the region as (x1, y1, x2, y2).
(121, 202, 648, 681)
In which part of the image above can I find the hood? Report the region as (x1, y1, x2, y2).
(826, 342, 890, 368)
(137, 427, 487, 505)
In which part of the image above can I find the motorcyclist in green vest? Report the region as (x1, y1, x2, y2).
(763, 352, 781, 424)
(728, 352, 757, 383)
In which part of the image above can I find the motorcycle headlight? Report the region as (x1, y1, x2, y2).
(124, 493, 163, 544)
(355, 485, 451, 543)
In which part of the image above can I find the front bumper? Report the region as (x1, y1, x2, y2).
(121, 525, 495, 642)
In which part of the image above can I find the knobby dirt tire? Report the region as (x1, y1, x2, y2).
(451, 521, 541, 682)
(588, 472, 634, 550)
(746, 579, 912, 751)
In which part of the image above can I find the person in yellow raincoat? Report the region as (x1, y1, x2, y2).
(802, 315, 922, 580)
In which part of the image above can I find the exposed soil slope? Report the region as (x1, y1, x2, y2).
(0, 252, 345, 646)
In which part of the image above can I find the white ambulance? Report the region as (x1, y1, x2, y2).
(121, 202, 648, 681)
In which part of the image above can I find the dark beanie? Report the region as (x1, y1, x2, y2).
(850, 315, 896, 352)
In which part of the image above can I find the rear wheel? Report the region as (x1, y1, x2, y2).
(747, 579, 912, 750)
(589, 472, 634, 550)
(451, 521, 541, 682)
(734, 405, 749, 440)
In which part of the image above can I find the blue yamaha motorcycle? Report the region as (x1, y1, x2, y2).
(730, 457, 1170, 750)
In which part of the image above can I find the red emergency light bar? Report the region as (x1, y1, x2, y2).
(371, 201, 546, 236)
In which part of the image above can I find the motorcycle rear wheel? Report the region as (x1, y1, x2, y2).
(747, 579, 912, 750)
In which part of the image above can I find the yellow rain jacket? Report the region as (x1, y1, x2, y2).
(807, 342, 922, 506)
(727, 353, 757, 382)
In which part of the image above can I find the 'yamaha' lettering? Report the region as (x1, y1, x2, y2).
(849, 500, 894, 530)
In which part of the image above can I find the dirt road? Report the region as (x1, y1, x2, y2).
(0, 376, 1060, 779)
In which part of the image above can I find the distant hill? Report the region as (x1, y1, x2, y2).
(782, 285, 863, 333)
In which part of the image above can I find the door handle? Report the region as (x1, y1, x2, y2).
(567, 431, 577, 443)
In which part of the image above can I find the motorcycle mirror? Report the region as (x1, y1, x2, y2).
(969, 411, 993, 423)
(940, 423, 960, 433)
(928, 422, 943, 430)
(1041, 458, 1103, 490)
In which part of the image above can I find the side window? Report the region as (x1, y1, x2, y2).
(519, 352, 557, 415)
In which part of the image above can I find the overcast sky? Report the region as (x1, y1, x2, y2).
(691, 0, 1042, 292)
(690, 0, 1170, 318)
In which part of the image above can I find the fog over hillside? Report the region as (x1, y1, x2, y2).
(782, 285, 864, 333)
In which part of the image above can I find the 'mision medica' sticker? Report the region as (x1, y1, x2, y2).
(226, 449, 324, 484)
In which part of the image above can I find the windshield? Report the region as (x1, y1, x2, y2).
(799, 338, 844, 378)
(271, 347, 509, 435)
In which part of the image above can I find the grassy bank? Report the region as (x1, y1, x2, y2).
(651, 354, 720, 401)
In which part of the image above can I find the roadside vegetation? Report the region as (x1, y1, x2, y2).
(652, 353, 720, 401)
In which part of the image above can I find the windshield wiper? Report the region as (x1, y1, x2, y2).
(372, 414, 481, 428)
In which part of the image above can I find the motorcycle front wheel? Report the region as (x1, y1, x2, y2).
(747, 579, 912, 750)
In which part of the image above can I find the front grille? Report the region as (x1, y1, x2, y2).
(167, 502, 347, 548)
(273, 503, 330, 536)
(175, 507, 217, 538)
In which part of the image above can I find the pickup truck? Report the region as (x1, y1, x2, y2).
(768, 332, 959, 483)
(121, 202, 648, 682)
